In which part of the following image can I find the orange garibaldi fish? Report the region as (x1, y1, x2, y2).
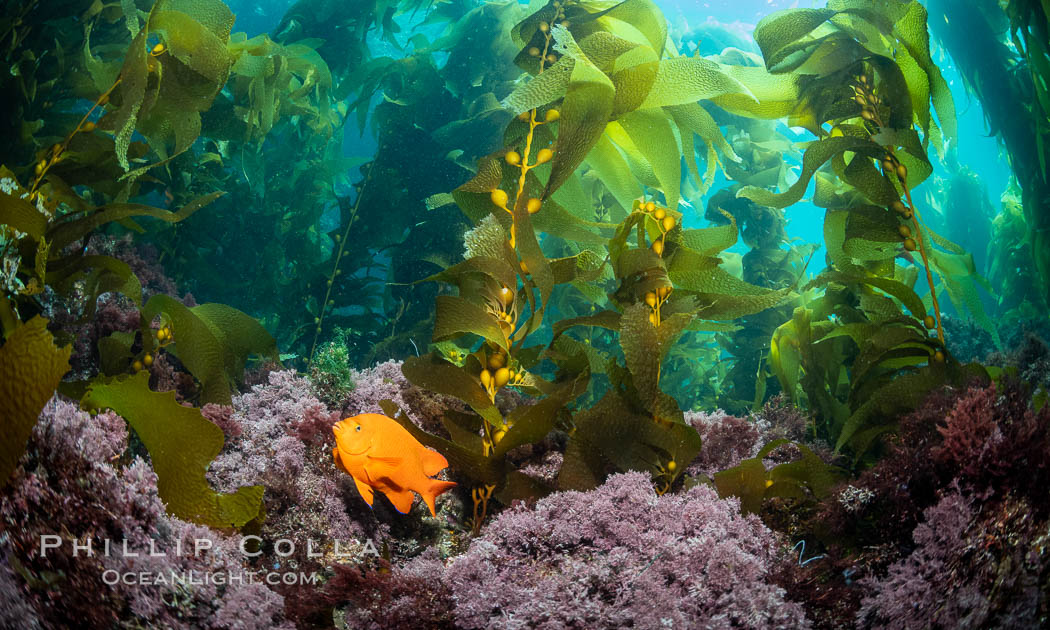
(332, 413, 456, 517)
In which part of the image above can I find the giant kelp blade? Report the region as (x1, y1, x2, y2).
(619, 304, 689, 406)
(638, 57, 756, 110)
(47, 192, 222, 252)
(544, 26, 615, 198)
(501, 56, 573, 114)
(737, 136, 883, 209)
(616, 110, 681, 211)
(46, 255, 144, 323)
(81, 372, 262, 528)
(752, 8, 837, 69)
(0, 317, 71, 489)
(379, 399, 503, 486)
(710, 64, 802, 119)
(432, 295, 510, 352)
(141, 295, 272, 405)
(583, 134, 642, 211)
(492, 370, 589, 458)
(0, 168, 47, 239)
(559, 389, 700, 491)
(190, 303, 280, 386)
(402, 353, 503, 427)
(713, 454, 770, 515)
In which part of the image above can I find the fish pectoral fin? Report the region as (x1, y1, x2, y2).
(352, 476, 376, 507)
(367, 454, 403, 467)
(384, 488, 416, 514)
(420, 448, 449, 476)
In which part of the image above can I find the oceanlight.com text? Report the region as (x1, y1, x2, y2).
(101, 569, 322, 587)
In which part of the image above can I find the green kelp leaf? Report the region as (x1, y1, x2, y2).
(638, 57, 756, 110)
(513, 197, 556, 313)
(551, 309, 623, 339)
(891, 0, 956, 145)
(817, 269, 925, 319)
(616, 110, 681, 211)
(848, 323, 932, 393)
(190, 303, 279, 386)
(549, 334, 610, 377)
(99, 331, 136, 376)
(140, 295, 230, 405)
(619, 304, 692, 407)
(46, 255, 143, 321)
(380, 399, 502, 486)
(82, 372, 262, 528)
(837, 150, 900, 207)
(0, 317, 71, 489)
(770, 443, 846, 499)
(594, 0, 667, 58)
(609, 53, 659, 119)
(584, 134, 642, 211)
(667, 248, 797, 320)
(111, 27, 150, 171)
(432, 295, 510, 351)
(929, 250, 1002, 350)
(545, 25, 615, 198)
(753, 8, 837, 69)
(548, 250, 606, 285)
(667, 103, 741, 164)
(150, 8, 233, 85)
(441, 410, 484, 452)
(0, 170, 47, 239)
(835, 360, 988, 457)
(493, 370, 589, 458)
(498, 470, 555, 504)
(713, 447, 772, 515)
(402, 353, 502, 427)
(737, 135, 883, 209)
(531, 196, 611, 247)
(676, 218, 738, 257)
(770, 316, 802, 401)
(578, 30, 642, 73)
(500, 56, 573, 114)
(559, 390, 700, 491)
(47, 192, 222, 252)
(709, 64, 802, 119)
(419, 256, 519, 297)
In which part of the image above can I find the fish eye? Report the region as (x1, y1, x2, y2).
(355, 425, 361, 432)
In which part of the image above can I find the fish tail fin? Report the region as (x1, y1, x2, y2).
(421, 479, 457, 517)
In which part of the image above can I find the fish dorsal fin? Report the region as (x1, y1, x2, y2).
(420, 448, 449, 476)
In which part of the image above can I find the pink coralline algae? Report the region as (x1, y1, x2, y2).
(443, 471, 809, 630)
(0, 398, 292, 629)
(685, 410, 762, 478)
(933, 381, 1050, 493)
(206, 370, 386, 569)
(858, 489, 1049, 629)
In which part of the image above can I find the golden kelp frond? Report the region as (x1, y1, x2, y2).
(82, 372, 264, 528)
(0, 317, 71, 489)
(227, 34, 336, 140)
(106, 0, 235, 177)
(501, 3, 753, 213)
(750, 0, 955, 150)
